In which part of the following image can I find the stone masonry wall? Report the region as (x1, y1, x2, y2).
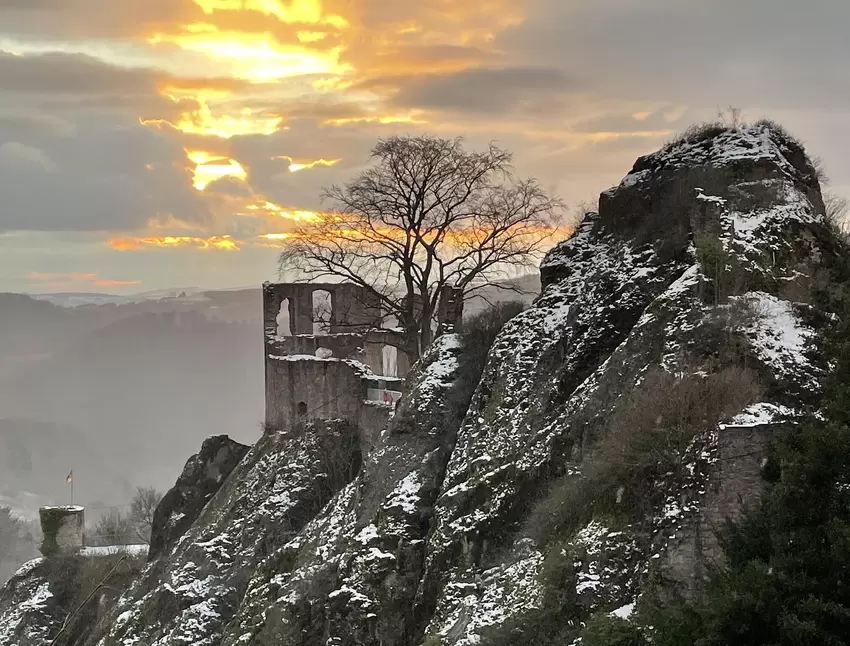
(660, 424, 771, 595)
(265, 356, 369, 430)
(39, 506, 85, 556)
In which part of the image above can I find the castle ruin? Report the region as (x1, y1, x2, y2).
(263, 282, 463, 437)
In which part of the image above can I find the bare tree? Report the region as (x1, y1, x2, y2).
(825, 191, 849, 226)
(718, 105, 745, 129)
(89, 488, 162, 547)
(91, 509, 135, 547)
(0, 507, 38, 583)
(129, 487, 162, 544)
(279, 136, 563, 359)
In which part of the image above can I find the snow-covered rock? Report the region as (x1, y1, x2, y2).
(2, 122, 840, 646)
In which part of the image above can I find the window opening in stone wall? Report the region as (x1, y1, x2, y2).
(312, 290, 333, 334)
(297, 401, 308, 416)
(382, 344, 398, 377)
(276, 297, 292, 336)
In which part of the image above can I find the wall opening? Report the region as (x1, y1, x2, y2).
(297, 401, 308, 416)
(312, 290, 333, 334)
(276, 297, 292, 336)
(382, 344, 398, 377)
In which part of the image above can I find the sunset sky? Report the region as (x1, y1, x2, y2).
(1, 0, 848, 294)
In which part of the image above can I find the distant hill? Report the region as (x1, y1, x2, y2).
(0, 276, 539, 513)
(465, 273, 541, 315)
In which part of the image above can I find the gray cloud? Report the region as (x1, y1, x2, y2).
(0, 0, 193, 39)
(497, 0, 850, 110)
(0, 110, 208, 232)
(0, 51, 248, 122)
(226, 118, 438, 211)
(1, 0, 849, 253)
(379, 67, 573, 115)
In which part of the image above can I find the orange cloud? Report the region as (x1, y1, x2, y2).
(150, 28, 350, 83)
(274, 156, 340, 172)
(243, 200, 321, 221)
(26, 272, 142, 288)
(94, 279, 145, 287)
(146, 86, 283, 138)
(193, 0, 348, 27)
(137, 0, 527, 140)
(324, 112, 426, 126)
(256, 232, 295, 247)
(108, 235, 242, 251)
(188, 150, 248, 189)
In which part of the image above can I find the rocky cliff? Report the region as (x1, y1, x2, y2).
(0, 121, 842, 645)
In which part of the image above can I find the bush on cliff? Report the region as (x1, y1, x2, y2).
(462, 300, 526, 378)
(646, 415, 850, 646)
(581, 613, 648, 646)
(646, 236, 850, 645)
(526, 366, 763, 545)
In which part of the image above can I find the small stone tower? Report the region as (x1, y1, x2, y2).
(39, 506, 85, 556)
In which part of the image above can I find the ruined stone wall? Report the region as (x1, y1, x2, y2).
(271, 333, 367, 361)
(265, 356, 370, 431)
(262, 282, 382, 338)
(660, 424, 771, 595)
(262, 282, 424, 437)
(39, 506, 85, 556)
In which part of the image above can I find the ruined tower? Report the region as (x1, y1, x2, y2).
(262, 282, 464, 435)
(39, 506, 85, 556)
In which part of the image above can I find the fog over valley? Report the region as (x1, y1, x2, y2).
(0, 278, 538, 523)
(0, 289, 265, 519)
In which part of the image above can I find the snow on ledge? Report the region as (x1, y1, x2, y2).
(81, 544, 149, 557)
(12, 557, 44, 579)
(733, 292, 816, 388)
(720, 402, 795, 429)
(610, 602, 635, 621)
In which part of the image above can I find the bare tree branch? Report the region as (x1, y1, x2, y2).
(278, 135, 563, 359)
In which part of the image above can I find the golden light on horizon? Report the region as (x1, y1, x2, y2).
(148, 0, 351, 83)
(26, 272, 142, 287)
(188, 150, 248, 190)
(325, 112, 427, 126)
(245, 201, 320, 221)
(193, 0, 347, 27)
(275, 156, 340, 172)
(108, 235, 241, 251)
(149, 29, 351, 82)
(147, 86, 284, 138)
(584, 129, 674, 142)
(298, 31, 327, 43)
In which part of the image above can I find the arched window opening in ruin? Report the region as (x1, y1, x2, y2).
(312, 290, 333, 335)
(316, 347, 333, 359)
(276, 298, 292, 336)
(297, 401, 308, 416)
(382, 345, 398, 378)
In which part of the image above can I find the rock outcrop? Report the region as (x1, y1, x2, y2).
(1, 122, 841, 646)
(0, 559, 60, 646)
(149, 435, 250, 561)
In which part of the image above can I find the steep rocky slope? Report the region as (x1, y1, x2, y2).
(0, 122, 841, 645)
